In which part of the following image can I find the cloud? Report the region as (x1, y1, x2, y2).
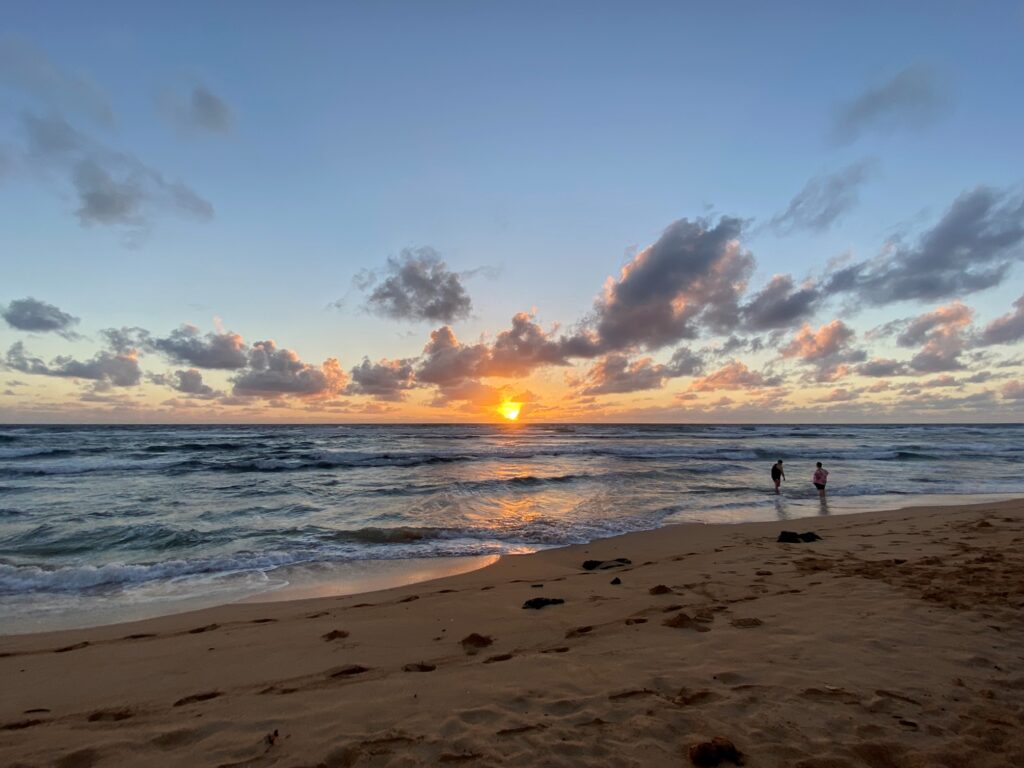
(152, 368, 217, 397)
(165, 84, 233, 134)
(21, 113, 213, 236)
(575, 355, 670, 395)
(665, 346, 705, 376)
(770, 161, 876, 234)
(0, 39, 113, 125)
(833, 66, 948, 143)
(815, 387, 859, 403)
(346, 357, 416, 401)
(151, 325, 248, 369)
(856, 358, 909, 377)
(1002, 381, 1024, 401)
(232, 340, 347, 398)
(780, 320, 866, 381)
(885, 301, 973, 373)
(980, 293, 1024, 346)
(1, 297, 79, 338)
(690, 360, 777, 391)
(358, 247, 473, 323)
(580, 216, 753, 352)
(825, 187, 1024, 305)
(3, 341, 142, 388)
(484, 313, 570, 376)
(740, 275, 820, 331)
(415, 326, 489, 387)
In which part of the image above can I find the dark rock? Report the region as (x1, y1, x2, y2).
(522, 597, 565, 610)
(649, 584, 672, 595)
(688, 736, 744, 766)
(610, 577, 622, 585)
(777, 530, 822, 543)
(581, 557, 632, 571)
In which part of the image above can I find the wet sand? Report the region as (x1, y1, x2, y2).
(2, 498, 1024, 767)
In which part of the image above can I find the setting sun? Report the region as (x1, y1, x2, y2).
(498, 401, 522, 421)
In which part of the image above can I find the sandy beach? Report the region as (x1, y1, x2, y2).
(2, 497, 1024, 767)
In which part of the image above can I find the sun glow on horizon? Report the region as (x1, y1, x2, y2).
(498, 401, 522, 421)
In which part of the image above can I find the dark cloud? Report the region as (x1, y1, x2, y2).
(980, 293, 1024, 346)
(358, 248, 473, 323)
(856, 358, 909, 377)
(573, 346, 703, 396)
(581, 217, 753, 352)
(825, 187, 1024, 305)
(1003, 381, 1024, 401)
(665, 346, 704, 376)
(3, 341, 142, 388)
(177, 85, 233, 133)
(151, 325, 248, 369)
(415, 326, 489, 387)
(833, 66, 948, 143)
(740, 275, 820, 331)
(780, 320, 866, 381)
(22, 113, 213, 236)
(770, 161, 876, 234)
(346, 357, 416, 401)
(232, 341, 347, 398)
(100, 326, 153, 354)
(0, 39, 113, 125)
(1, 297, 79, 338)
(152, 368, 217, 397)
(484, 313, 570, 376)
(886, 302, 973, 373)
(576, 355, 669, 395)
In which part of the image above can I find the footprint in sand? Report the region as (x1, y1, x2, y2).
(87, 708, 133, 722)
(540, 647, 570, 654)
(305, 611, 329, 619)
(663, 612, 711, 632)
(399, 595, 419, 603)
(55, 641, 90, 653)
(460, 633, 494, 654)
(123, 633, 157, 640)
(565, 626, 593, 639)
(403, 662, 437, 672)
(483, 653, 513, 663)
(730, 618, 763, 628)
(172, 691, 222, 707)
(496, 723, 546, 736)
(250, 618, 277, 624)
(329, 665, 370, 678)
(322, 629, 350, 641)
(2, 718, 47, 730)
(186, 624, 218, 634)
(625, 618, 648, 625)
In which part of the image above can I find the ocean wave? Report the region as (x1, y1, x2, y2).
(0, 522, 233, 557)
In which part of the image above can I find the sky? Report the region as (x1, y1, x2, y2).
(1, 0, 1023, 423)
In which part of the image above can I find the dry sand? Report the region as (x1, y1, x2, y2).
(2, 498, 1024, 767)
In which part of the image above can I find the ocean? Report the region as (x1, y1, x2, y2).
(1, 423, 1021, 633)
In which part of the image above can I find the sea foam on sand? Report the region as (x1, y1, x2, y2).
(2, 498, 1024, 767)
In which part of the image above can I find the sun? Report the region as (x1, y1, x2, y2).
(498, 401, 522, 421)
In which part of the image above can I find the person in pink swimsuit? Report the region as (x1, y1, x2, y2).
(812, 462, 829, 498)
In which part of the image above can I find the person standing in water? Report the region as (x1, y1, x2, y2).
(812, 462, 829, 498)
(771, 459, 785, 494)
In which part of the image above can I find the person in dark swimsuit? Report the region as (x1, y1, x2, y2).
(771, 459, 785, 494)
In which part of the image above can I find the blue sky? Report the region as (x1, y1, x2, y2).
(2, 1, 1023, 422)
